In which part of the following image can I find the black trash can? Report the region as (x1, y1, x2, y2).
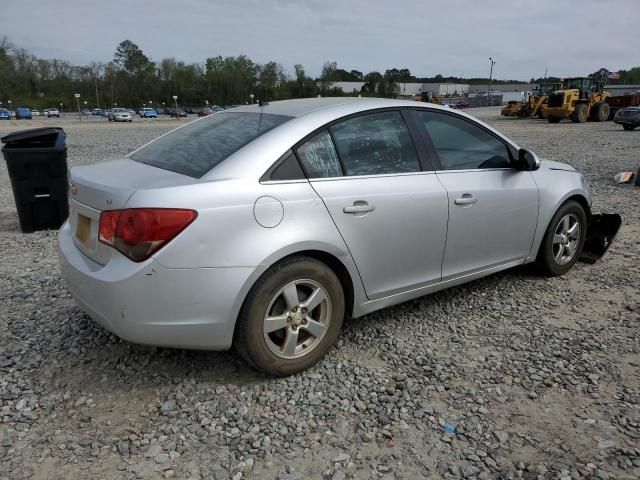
(1, 127, 69, 233)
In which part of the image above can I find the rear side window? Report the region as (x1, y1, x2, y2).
(296, 131, 342, 178)
(330, 111, 420, 176)
(415, 111, 511, 170)
(131, 112, 291, 178)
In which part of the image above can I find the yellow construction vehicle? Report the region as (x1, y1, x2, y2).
(543, 77, 611, 123)
(414, 91, 443, 105)
(500, 83, 560, 118)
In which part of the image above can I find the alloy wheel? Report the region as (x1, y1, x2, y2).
(552, 213, 581, 265)
(263, 279, 332, 359)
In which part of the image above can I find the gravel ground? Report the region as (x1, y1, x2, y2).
(0, 109, 639, 480)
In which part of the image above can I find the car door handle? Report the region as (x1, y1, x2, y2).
(343, 203, 375, 214)
(454, 195, 478, 206)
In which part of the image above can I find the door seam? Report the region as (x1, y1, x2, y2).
(307, 181, 371, 300)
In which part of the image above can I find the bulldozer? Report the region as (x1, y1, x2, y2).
(501, 83, 560, 118)
(543, 76, 611, 123)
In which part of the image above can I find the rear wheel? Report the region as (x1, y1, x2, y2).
(590, 101, 610, 122)
(536, 200, 587, 276)
(623, 124, 636, 131)
(570, 103, 589, 123)
(234, 256, 345, 376)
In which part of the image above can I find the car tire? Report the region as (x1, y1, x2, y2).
(547, 116, 561, 123)
(234, 256, 345, 376)
(623, 124, 636, 131)
(536, 200, 587, 276)
(570, 103, 588, 123)
(590, 101, 610, 122)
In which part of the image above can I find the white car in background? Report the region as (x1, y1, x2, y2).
(31, 109, 40, 117)
(108, 108, 133, 122)
(45, 108, 61, 118)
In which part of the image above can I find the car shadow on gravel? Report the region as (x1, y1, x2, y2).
(50, 264, 546, 393)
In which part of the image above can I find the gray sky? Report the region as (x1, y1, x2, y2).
(2, 0, 638, 80)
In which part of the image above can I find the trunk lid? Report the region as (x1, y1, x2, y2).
(68, 158, 198, 265)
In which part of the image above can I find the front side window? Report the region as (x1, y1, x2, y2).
(131, 112, 291, 178)
(415, 111, 511, 170)
(330, 111, 420, 176)
(296, 131, 342, 178)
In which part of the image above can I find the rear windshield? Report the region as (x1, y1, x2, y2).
(130, 112, 291, 177)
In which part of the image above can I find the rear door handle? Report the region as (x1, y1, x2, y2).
(454, 194, 477, 206)
(343, 203, 375, 214)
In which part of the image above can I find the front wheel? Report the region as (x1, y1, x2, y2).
(234, 256, 345, 376)
(536, 200, 587, 276)
(623, 124, 636, 131)
(571, 103, 588, 123)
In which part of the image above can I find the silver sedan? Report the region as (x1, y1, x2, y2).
(107, 108, 132, 122)
(58, 98, 620, 375)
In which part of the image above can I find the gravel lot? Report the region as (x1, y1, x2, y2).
(1, 109, 639, 480)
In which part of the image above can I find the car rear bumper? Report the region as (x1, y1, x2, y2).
(57, 220, 258, 350)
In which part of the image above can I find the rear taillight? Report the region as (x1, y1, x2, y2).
(99, 208, 197, 262)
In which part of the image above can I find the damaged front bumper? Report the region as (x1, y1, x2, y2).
(580, 213, 622, 264)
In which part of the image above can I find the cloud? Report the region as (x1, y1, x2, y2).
(1, 0, 638, 79)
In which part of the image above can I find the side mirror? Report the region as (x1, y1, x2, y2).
(517, 149, 540, 171)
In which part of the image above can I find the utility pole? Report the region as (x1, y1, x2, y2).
(488, 57, 496, 106)
(74, 93, 81, 122)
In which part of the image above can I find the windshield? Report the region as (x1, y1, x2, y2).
(130, 111, 292, 178)
(112, 108, 126, 112)
(564, 78, 590, 90)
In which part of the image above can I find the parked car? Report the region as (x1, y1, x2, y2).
(31, 109, 41, 116)
(91, 108, 104, 116)
(613, 106, 640, 131)
(108, 108, 133, 122)
(167, 108, 187, 118)
(44, 107, 61, 118)
(126, 108, 136, 116)
(0, 108, 10, 120)
(58, 98, 620, 376)
(15, 107, 32, 119)
(81, 109, 91, 116)
(139, 107, 158, 118)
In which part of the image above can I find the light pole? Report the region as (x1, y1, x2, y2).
(488, 57, 496, 106)
(74, 94, 81, 121)
(7, 100, 12, 119)
(249, 93, 254, 104)
(84, 100, 88, 116)
(59, 102, 63, 115)
(172, 96, 178, 119)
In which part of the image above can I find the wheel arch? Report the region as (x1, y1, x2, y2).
(231, 245, 362, 341)
(531, 192, 591, 261)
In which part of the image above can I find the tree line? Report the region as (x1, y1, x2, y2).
(1, 37, 638, 111)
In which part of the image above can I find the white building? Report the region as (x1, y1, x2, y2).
(330, 81, 366, 94)
(331, 81, 470, 97)
(421, 83, 470, 96)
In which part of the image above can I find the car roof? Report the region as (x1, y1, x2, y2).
(229, 97, 453, 118)
(206, 97, 519, 181)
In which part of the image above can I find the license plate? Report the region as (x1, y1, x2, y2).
(76, 214, 91, 247)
